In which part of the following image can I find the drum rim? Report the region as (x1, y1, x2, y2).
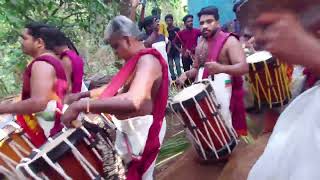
(170, 81, 214, 112)
(196, 137, 237, 161)
(0, 126, 24, 142)
(246, 51, 272, 63)
(21, 128, 88, 173)
(248, 56, 277, 71)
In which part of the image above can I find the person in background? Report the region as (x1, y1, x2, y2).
(165, 14, 181, 80)
(53, 31, 87, 94)
(151, 7, 169, 37)
(129, 0, 168, 37)
(130, 0, 146, 29)
(140, 16, 172, 81)
(222, 0, 247, 36)
(174, 14, 201, 72)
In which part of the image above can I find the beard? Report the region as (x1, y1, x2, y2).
(202, 28, 219, 39)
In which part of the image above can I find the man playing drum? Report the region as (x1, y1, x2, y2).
(176, 6, 249, 136)
(61, 16, 168, 180)
(0, 23, 69, 147)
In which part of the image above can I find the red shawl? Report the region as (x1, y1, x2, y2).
(16, 55, 67, 147)
(60, 50, 84, 93)
(99, 48, 169, 180)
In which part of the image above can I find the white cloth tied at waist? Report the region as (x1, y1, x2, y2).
(112, 115, 166, 180)
(248, 85, 320, 180)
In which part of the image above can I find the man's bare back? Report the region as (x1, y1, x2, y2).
(114, 54, 162, 120)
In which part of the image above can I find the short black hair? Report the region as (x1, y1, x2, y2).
(151, 7, 161, 16)
(25, 22, 79, 54)
(165, 14, 173, 21)
(25, 22, 61, 51)
(197, 6, 220, 21)
(183, 14, 193, 23)
(141, 16, 156, 30)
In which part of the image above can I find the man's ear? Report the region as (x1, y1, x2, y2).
(36, 38, 45, 49)
(125, 36, 131, 47)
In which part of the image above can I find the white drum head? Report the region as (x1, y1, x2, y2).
(0, 114, 19, 140)
(172, 83, 207, 102)
(247, 51, 272, 63)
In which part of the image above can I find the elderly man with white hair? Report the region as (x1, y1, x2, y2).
(61, 15, 169, 180)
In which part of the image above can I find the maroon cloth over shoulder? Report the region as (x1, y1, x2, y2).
(99, 48, 169, 180)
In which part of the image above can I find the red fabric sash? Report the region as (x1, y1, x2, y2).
(61, 50, 84, 93)
(99, 48, 168, 180)
(303, 68, 319, 89)
(17, 55, 67, 147)
(203, 30, 247, 136)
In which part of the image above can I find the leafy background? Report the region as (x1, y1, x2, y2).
(0, 0, 187, 97)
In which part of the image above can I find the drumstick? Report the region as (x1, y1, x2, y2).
(175, 32, 195, 58)
(174, 31, 185, 49)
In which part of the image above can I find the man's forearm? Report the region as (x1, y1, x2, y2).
(75, 94, 145, 116)
(79, 91, 91, 99)
(186, 68, 198, 79)
(0, 98, 48, 115)
(174, 44, 181, 53)
(220, 63, 249, 76)
(140, 5, 145, 22)
(130, 6, 138, 22)
(144, 32, 158, 47)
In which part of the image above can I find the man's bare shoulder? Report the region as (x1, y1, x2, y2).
(138, 54, 162, 68)
(31, 61, 56, 76)
(225, 36, 241, 47)
(32, 61, 55, 71)
(61, 56, 72, 65)
(221, 36, 241, 54)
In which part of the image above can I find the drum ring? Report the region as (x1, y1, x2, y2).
(201, 117, 208, 122)
(212, 112, 219, 117)
(191, 126, 197, 130)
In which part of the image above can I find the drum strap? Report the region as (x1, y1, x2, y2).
(99, 48, 169, 180)
(60, 50, 84, 93)
(203, 30, 248, 136)
(17, 55, 68, 147)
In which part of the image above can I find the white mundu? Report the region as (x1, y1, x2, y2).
(112, 115, 166, 180)
(248, 85, 320, 180)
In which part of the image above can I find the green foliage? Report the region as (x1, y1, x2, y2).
(0, 0, 184, 97)
(0, 0, 118, 97)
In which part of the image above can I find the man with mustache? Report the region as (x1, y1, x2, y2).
(176, 6, 249, 136)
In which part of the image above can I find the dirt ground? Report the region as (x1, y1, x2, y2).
(156, 133, 270, 180)
(156, 109, 279, 180)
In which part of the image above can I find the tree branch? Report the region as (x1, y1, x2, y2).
(50, 0, 64, 17)
(61, 12, 86, 22)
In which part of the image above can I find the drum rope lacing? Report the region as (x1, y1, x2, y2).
(0, 130, 34, 179)
(246, 55, 292, 109)
(169, 82, 238, 160)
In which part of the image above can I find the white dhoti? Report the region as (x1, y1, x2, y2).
(112, 115, 166, 180)
(209, 73, 233, 128)
(248, 85, 320, 180)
